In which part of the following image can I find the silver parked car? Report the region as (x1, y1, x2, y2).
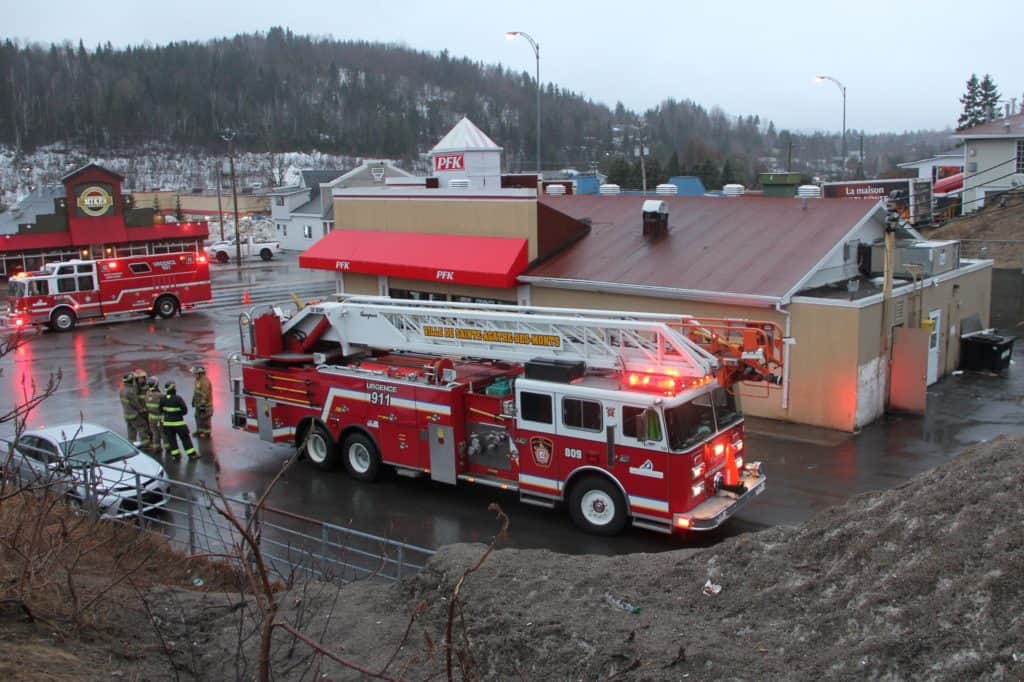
(4, 423, 170, 518)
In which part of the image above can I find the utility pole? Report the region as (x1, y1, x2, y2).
(221, 129, 242, 266)
(214, 164, 225, 242)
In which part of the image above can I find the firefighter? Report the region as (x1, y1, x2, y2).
(119, 372, 142, 445)
(144, 376, 165, 454)
(160, 381, 197, 459)
(191, 364, 213, 438)
(131, 369, 151, 449)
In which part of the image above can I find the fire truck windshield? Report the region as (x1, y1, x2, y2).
(7, 280, 25, 298)
(664, 387, 741, 451)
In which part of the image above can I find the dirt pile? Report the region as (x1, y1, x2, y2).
(187, 435, 1024, 680)
(925, 191, 1024, 267)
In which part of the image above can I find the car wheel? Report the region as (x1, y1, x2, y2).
(259, 248, 273, 261)
(568, 475, 628, 536)
(49, 307, 77, 332)
(303, 423, 339, 471)
(154, 295, 179, 319)
(216, 251, 230, 263)
(341, 432, 381, 482)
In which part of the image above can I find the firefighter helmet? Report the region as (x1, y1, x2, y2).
(191, 364, 206, 374)
(123, 372, 134, 382)
(133, 368, 147, 380)
(164, 381, 176, 392)
(147, 376, 158, 388)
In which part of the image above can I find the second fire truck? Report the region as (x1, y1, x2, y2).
(2, 251, 212, 331)
(230, 296, 784, 536)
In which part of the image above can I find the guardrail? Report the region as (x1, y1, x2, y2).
(2, 449, 434, 586)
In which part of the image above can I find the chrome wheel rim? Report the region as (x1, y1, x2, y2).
(307, 433, 328, 464)
(581, 489, 615, 526)
(348, 442, 371, 473)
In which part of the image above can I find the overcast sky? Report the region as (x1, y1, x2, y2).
(7, 0, 1022, 133)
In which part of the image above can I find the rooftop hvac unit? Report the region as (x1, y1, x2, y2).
(655, 183, 678, 195)
(641, 199, 668, 238)
(868, 240, 960, 278)
(599, 183, 621, 195)
(797, 184, 822, 198)
(723, 183, 745, 197)
(449, 178, 471, 189)
(545, 184, 566, 196)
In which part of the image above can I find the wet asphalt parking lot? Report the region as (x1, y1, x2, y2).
(3, 254, 1022, 555)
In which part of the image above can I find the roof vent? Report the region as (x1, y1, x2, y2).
(655, 183, 678, 195)
(723, 183, 745, 197)
(599, 183, 621, 195)
(797, 184, 822, 198)
(449, 178, 471, 190)
(545, 184, 566, 196)
(642, 199, 668, 239)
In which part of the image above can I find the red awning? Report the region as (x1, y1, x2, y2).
(933, 172, 963, 195)
(299, 230, 529, 289)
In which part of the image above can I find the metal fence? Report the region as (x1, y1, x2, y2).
(2, 450, 434, 586)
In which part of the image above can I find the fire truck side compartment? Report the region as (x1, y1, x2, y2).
(524, 358, 585, 383)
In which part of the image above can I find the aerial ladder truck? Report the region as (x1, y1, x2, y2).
(229, 296, 784, 536)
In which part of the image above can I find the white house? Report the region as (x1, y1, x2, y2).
(269, 161, 415, 251)
(953, 110, 1024, 214)
(897, 152, 964, 182)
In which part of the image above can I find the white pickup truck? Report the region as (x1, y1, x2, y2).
(205, 236, 282, 263)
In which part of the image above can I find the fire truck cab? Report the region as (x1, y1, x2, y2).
(3, 251, 212, 332)
(230, 296, 783, 536)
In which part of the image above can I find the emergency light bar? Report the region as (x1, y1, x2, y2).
(625, 370, 714, 395)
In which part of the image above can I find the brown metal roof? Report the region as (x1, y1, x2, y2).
(527, 195, 880, 300)
(952, 112, 1024, 138)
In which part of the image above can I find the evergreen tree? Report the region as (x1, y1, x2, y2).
(665, 151, 681, 178)
(978, 74, 1001, 121)
(957, 74, 983, 130)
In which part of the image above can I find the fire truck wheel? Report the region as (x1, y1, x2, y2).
(259, 248, 273, 261)
(303, 423, 339, 470)
(154, 296, 179, 319)
(568, 476, 627, 536)
(49, 308, 77, 332)
(342, 432, 381, 482)
(216, 251, 230, 264)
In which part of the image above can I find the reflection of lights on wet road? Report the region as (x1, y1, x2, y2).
(73, 333, 89, 398)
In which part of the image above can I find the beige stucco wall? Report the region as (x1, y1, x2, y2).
(333, 197, 539, 259)
(338, 273, 380, 296)
(131, 191, 269, 216)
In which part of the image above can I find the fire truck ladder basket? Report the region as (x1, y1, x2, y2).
(282, 296, 719, 377)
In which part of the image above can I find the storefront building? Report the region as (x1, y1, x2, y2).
(0, 164, 208, 278)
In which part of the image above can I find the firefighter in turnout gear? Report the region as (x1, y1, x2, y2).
(119, 372, 143, 444)
(144, 376, 164, 454)
(191, 365, 213, 438)
(160, 381, 196, 459)
(131, 369, 152, 449)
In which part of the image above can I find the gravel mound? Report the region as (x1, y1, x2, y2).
(195, 435, 1024, 680)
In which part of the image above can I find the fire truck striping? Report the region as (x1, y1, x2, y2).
(628, 495, 670, 513)
(243, 391, 315, 408)
(319, 387, 453, 422)
(245, 418, 296, 438)
(519, 473, 562, 492)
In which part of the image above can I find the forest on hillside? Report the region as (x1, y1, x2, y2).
(0, 28, 953, 187)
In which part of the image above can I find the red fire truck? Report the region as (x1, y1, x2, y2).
(2, 252, 212, 332)
(229, 296, 784, 536)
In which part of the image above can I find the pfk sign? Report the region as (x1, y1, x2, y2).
(433, 153, 465, 172)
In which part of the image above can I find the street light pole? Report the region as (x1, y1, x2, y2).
(221, 128, 242, 266)
(816, 75, 847, 180)
(506, 31, 541, 178)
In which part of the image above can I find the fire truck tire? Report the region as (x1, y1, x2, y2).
(342, 432, 381, 482)
(567, 476, 628, 536)
(303, 423, 339, 470)
(49, 307, 77, 332)
(259, 248, 273, 261)
(154, 295, 179, 319)
(216, 251, 230, 264)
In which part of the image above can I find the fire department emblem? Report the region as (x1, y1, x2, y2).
(530, 437, 553, 468)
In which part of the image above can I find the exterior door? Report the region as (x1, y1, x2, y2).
(890, 326, 929, 414)
(927, 308, 941, 385)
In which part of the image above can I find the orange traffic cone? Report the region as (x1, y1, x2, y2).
(242, 290, 251, 305)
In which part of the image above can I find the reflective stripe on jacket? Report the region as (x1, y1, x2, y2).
(159, 393, 189, 427)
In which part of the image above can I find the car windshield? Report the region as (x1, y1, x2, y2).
(712, 387, 742, 429)
(664, 393, 715, 451)
(663, 387, 743, 451)
(61, 431, 137, 465)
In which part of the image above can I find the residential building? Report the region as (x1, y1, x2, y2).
(953, 110, 1024, 214)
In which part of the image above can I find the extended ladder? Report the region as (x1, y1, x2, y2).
(281, 296, 719, 377)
